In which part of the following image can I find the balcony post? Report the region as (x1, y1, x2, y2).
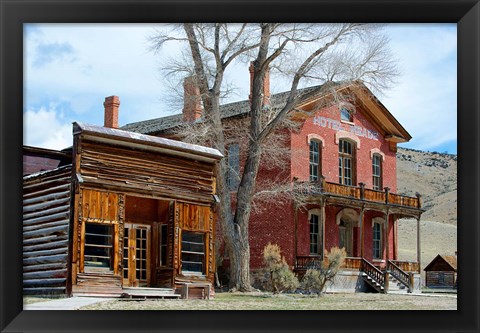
(319, 175, 326, 192)
(416, 216, 421, 273)
(359, 205, 365, 258)
(415, 192, 422, 209)
(321, 198, 326, 260)
(384, 187, 390, 204)
(359, 182, 365, 200)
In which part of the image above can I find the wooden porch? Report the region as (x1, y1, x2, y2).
(295, 256, 419, 294)
(295, 256, 419, 273)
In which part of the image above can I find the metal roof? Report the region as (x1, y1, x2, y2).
(74, 122, 224, 161)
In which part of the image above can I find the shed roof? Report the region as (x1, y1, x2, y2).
(424, 254, 457, 272)
(121, 81, 412, 143)
(73, 122, 223, 162)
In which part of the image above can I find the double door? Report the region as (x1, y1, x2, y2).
(123, 223, 151, 287)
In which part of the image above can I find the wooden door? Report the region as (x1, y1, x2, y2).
(123, 223, 151, 287)
(339, 221, 353, 257)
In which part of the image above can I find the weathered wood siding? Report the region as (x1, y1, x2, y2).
(79, 140, 216, 204)
(426, 271, 456, 288)
(23, 166, 72, 295)
(175, 202, 215, 283)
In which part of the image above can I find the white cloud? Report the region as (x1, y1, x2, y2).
(23, 104, 72, 150)
(23, 23, 457, 153)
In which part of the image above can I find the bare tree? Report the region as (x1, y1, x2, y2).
(151, 23, 398, 291)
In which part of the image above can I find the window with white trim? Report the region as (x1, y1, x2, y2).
(339, 139, 355, 186)
(310, 214, 319, 255)
(373, 222, 382, 259)
(340, 108, 353, 122)
(372, 154, 383, 191)
(309, 140, 321, 181)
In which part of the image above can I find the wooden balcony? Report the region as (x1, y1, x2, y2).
(304, 177, 422, 210)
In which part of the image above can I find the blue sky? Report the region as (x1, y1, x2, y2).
(23, 24, 457, 154)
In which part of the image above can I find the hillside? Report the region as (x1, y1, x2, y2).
(396, 147, 457, 225)
(395, 147, 457, 273)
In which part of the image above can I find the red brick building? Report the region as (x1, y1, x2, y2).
(123, 67, 424, 292)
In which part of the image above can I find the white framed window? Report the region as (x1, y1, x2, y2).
(339, 139, 355, 186)
(373, 222, 382, 259)
(310, 214, 319, 255)
(372, 154, 383, 190)
(309, 140, 321, 181)
(340, 108, 353, 122)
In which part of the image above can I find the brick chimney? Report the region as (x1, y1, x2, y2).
(249, 61, 270, 106)
(103, 95, 120, 128)
(183, 76, 202, 122)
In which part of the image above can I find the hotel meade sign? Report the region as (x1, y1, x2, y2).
(313, 115, 379, 141)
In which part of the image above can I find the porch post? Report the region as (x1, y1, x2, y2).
(416, 216, 421, 273)
(293, 202, 298, 263)
(321, 198, 326, 259)
(384, 210, 390, 260)
(359, 205, 365, 258)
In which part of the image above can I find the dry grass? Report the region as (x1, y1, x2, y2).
(397, 219, 457, 282)
(79, 291, 456, 310)
(397, 148, 457, 225)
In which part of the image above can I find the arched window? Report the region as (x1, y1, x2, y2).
(339, 139, 355, 185)
(340, 108, 353, 122)
(372, 222, 382, 259)
(309, 140, 321, 181)
(372, 153, 383, 190)
(308, 209, 323, 256)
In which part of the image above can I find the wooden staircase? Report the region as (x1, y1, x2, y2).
(360, 258, 413, 294)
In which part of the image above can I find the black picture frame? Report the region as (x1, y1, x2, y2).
(1, 1, 478, 332)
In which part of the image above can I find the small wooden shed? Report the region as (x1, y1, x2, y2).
(23, 122, 223, 298)
(424, 254, 457, 289)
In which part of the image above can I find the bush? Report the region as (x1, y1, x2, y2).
(263, 243, 299, 293)
(300, 247, 346, 296)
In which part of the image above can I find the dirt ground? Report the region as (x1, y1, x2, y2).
(78, 291, 457, 310)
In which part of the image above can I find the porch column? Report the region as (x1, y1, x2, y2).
(384, 210, 390, 260)
(417, 216, 421, 273)
(321, 198, 326, 259)
(359, 205, 365, 258)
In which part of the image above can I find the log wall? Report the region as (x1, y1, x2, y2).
(23, 165, 72, 295)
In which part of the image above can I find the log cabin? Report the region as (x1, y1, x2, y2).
(424, 254, 457, 289)
(122, 64, 425, 293)
(23, 118, 223, 299)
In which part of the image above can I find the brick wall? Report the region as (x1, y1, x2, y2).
(218, 102, 400, 271)
(290, 104, 397, 192)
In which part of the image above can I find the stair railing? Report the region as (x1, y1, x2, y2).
(361, 258, 388, 293)
(387, 260, 414, 293)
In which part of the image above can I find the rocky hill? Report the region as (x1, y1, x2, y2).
(395, 147, 457, 272)
(396, 147, 457, 225)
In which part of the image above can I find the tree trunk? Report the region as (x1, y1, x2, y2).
(227, 239, 252, 291)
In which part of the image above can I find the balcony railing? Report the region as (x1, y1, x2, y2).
(295, 256, 418, 273)
(304, 177, 422, 210)
(295, 256, 362, 270)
